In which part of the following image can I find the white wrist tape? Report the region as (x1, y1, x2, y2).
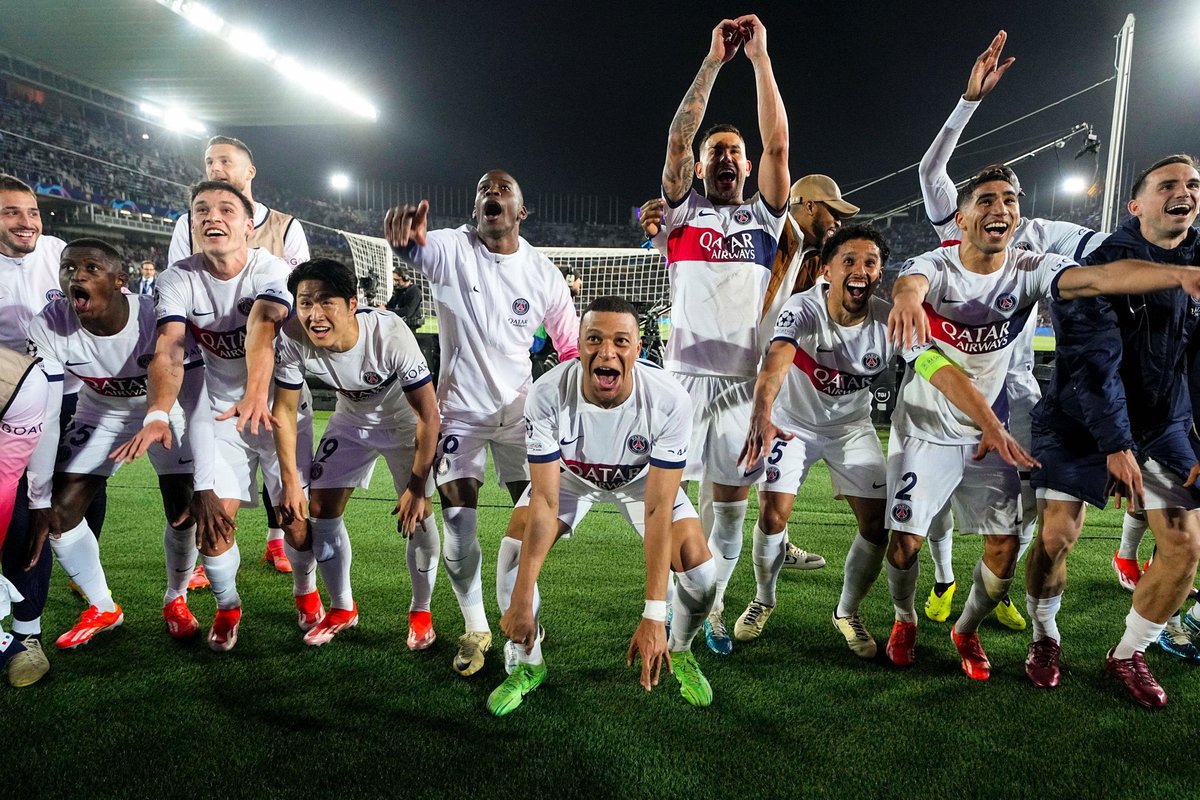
(143, 410, 170, 427)
(642, 600, 668, 622)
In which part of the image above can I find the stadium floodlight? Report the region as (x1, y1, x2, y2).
(330, 173, 351, 191)
(1061, 176, 1087, 195)
(139, 102, 162, 118)
(179, 1, 225, 34)
(228, 26, 275, 61)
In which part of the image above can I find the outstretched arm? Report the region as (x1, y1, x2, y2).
(1056, 259, 1200, 300)
(111, 321, 187, 463)
(887, 274, 932, 349)
(739, 15, 789, 210)
(662, 20, 743, 202)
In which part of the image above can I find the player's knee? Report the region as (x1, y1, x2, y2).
(674, 519, 711, 570)
(438, 478, 479, 508)
(759, 498, 791, 534)
(887, 532, 922, 568)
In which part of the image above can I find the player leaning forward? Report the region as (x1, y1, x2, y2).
(271, 258, 441, 647)
(120, 180, 316, 651)
(658, 14, 790, 655)
(885, 166, 1200, 681)
(488, 296, 716, 716)
(385, 171, 579, 676)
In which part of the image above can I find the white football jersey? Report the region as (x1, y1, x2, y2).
(274, 308, 432, 428)
(524, 359, 691, 495)
(402, 226, 580, 429)
(0, 234, 66, 351)
(894, 246, 1075, 445)
(27, 294, 202, 419)
(660, 189, 787, 379)
(771, 284, 894, 431)
(154, 250, 292, 406)
(168, 202, 310, 268)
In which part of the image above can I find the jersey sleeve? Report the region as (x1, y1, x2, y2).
(659, 188, 699, 234)
(391, 322, 433, 391)
(272, 326, 306, 390)
(523, 376, 561, 464)
(754, 192, 788, 229)
(253, 256, 294, 313)
(25, 312, 63, 379)
(919, 97, 979, 238)
(771, 295, 819, 346)
(650, 381, 690, 469)
(167, 215, 191, 266)
(1036, 253, 1080, 301)
(283, 219, 310, 268)
(542, 267, 581, 361)
(154, 268, 190, 326)
(402, 228, 456, 285)
(1038, 219, 1106, 262)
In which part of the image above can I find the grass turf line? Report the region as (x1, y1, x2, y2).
(1, 412, 1194, 798)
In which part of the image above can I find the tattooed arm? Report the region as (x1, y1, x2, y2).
(662, 19, 744, 203)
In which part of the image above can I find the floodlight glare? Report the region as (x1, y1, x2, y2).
(1061, 176, 1087, 195)
(229, 26, 274, 60)
(330, 173, 351, 191)
(181, 2, 224, 33)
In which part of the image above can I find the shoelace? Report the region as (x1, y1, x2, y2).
(1029, 641, 1059, 667)
(743, 604, 766, 626)
(846, 615, 869, 639)
(1128, 653, 1160, 685)
(959, 635, 987, 661)
(709, 616, 728, 637)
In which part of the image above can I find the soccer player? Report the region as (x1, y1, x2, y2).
(886, 166, 1200, 682)
(489, 296, 715, 716)
(1025, 155, 1200, 706)
(169, 135, 311, 575)
(915, 30, 1109, 630)
(0, 345, 48, 672)
(736, 224, 893, 657)
(25, 238, 223, 647)
(384, 170, 580, 676)
(0, 174, 69, 686)
(657, 15, 789, 655)
(116, 180, 314, 652)
(272, 258, 441, 647)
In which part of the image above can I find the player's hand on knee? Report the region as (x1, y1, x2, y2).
(627, 617, 669, 692)
(639, 198, 664, 239)
(501, 606, 538, 654)
(279, 483, 307, 527)
(391, 489, 423, 537)
(965, 30, 1015, 102)
(974, 425, 1039, 468)
(109, 419, 171, 463)
(384, 201, 429, 250)
(1105, 450, 1145, 511)
(26, 508, 61, 571)
(183, 490, 236, 549)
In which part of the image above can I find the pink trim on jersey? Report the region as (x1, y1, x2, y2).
(544, 301, 580, 361)
(0, 372, 47, 549)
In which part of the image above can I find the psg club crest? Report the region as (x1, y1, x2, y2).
(733, 209, 751, 225)
(891, 502, 913, 523)
(310, 462, 324, 480)
(511, 298, 530, 316)
(45, 289, 66, 302)
(627, 434, 649, 455)
(765, 465, 780, 483)
(862, 352, 882, 370)
(995, 293, 1017, 312)
(362, 371, 383, 386)
(137, 354, 154, 368)
(237, 297, 254, 315)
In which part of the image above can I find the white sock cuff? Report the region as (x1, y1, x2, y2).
(676, 557, 715, 591)
(978, 560, 1012, 600)
(712, 500, 749, 515)
(51, 519, 91, 549)
(310, 516, 345, 537)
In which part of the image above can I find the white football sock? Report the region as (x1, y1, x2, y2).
(1113, 607, 1165, 659)
(442, 507, 488, 632)
(203, 544, 241, 610)
(886, 558, 920, 623)
(1026, 593, 1063, 643)
(311, 516, 353, 610)
(837, 534, 886, 619)
(1190, 601, 1200, 619)
(163, 523, 198, 603)
(267, 527, 284, 544)
(751, 522, 786, 607)
(407, 515, 440, 613)
(927, 507, 954, 585)
(50, 519, 116, 612)
(495, 535, 540, 617)
(1118, 513, 1149, 561)
(11, 618, 40, 637)
(708, 500, 748, 613)
(954, 560, 1012, 634)
(285, 541, 318, 597)
(1017, 483, 1037, 562)
(669, 558, 716, 652)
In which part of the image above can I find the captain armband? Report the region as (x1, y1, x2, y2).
(913, 349, 953, 382)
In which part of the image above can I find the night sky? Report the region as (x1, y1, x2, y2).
(202, 0, 1200, 218)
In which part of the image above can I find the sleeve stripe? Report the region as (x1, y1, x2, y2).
(157, 314, 187, 327)
(273, 378, 304, 390)
(662, 186, 690, 209)
(401, 374, 433, 392)
(649, 457, 686, 470)
(1073, 230, 1097, 262)
(183, 360, 205, 371)
(256, 294, 293, 313)
(527, 451, 561, 464)
(1049, 267, 1072, 302)
(46, 373, 65, 382)
(770, 335, 799, 346)
(931, 211, 957, 227)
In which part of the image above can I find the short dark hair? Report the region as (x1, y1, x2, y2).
(206, 135, 254, 164)
(581, 295, 639, 325)
(1130, 154, 1199, 199)
(956, 164, 1022, 211)
(0, 174, 35, 196)
(820, 224, 891, 267)
(189, 180, 254, 218)
(64, 237, 124, 267)
(288, 258, 358, 301)
(141, 260, 157, 269)
(699, 123, 744, 150)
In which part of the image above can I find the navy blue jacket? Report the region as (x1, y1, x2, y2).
(1032, 218, 1200, 474)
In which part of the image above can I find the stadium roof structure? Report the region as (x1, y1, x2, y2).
(0, 0, 379, 129)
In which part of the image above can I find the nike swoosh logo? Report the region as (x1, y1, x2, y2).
(316, 556, 336, 564)
(178, 458, 193, 465)
(743, 465, 763, 478)
(417, 565, 436, 574)
(65, 360, 90, 366)
(939, 296, 963, 304)
(697, 210, 716, 217)
(816, 347, 833, 353)
(192, 310, 215, 316)
(174, 567, 193, 574)
(444, 555, 467, 563)
(872, 481, 886, 489)
(559, 436, 580, 446)
(672, 503, 684, 511)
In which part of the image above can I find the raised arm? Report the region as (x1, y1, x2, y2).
(738, 15, 789, 210)
(662, 20, 743, 202)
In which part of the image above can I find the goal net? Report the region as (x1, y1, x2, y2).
(339, 231, 669, 327)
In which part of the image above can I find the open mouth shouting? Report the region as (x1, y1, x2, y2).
(203, 224, 229, 240)
(1166, 201, 1194, 219)
(845, 276, 869, 304)
(713, 162, 739, 194)
(982, 219, 1011, 245)
(592, 365, 621, 394)
(70, 285, 92, 315)
(481, 198, 504, 224)
(306, 320, 333, 343)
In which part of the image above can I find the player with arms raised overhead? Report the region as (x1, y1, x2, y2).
(489, 296, 716, 716)
(271, 258, 441, 648)
(25, 239, 223, 647)
(116, 180, 315, 652)
(657, 14, 789, 655)
(385, 170, 579, 676)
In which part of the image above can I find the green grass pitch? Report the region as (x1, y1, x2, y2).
(2, 412, 1194, 798)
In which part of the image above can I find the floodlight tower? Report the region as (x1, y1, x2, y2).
(1101, 14, 1135, 232)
